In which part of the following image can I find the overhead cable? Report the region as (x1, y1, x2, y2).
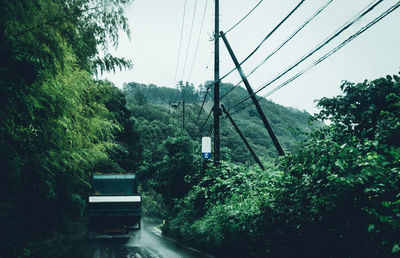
(187, 0, 209, 82)
(191, 51, 213, 131)
(197, 108, 213, 137)
(263, 0, 400, 98)
(203, 0, 307, 88)
(224, 0, 264, 35)
(228, 0, 385, 111)
(181, 0, 198, 80)
(171, 0, 188, 104)
(229, 100, 257, 116)
(219, 0, 334, 100)
(173, 0, 188, 84)
(228, 0, 307, 70)
(230, 0, 398, 116)
(192, 84, 211, 132)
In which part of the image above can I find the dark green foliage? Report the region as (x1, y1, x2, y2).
(150, 136, 196, 206)
(275, 75, 400, 257)
(164, 74, 400, 257)
(124, 81, 317, 164)
(91, 80, 142, 173)
(133, 90, 148, 105)
(126, 100, 198, 208)
(124, 82, 183, 106)
(0, 0, 137, 256)
(164, 162, 278, 255)
(2, 1, 397, 257)
(123, 81, 319, 238)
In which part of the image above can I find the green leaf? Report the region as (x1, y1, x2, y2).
(392, 243, 400, 253)
(335, 159, 345, 170)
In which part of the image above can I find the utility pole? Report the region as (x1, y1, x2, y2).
(182, 99, 185, 129)
(214, 0, 220, 163)
(220, 32, 285, 156)
(221, 104, 265, 170)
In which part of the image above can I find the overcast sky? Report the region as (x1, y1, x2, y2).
(101, 0, 400, 114)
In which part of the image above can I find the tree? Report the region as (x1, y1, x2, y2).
(161, 74, 400, 258)
(134, 90, 148, 105)
(0, 0, 136, 255)
(277, 74, 400, 257)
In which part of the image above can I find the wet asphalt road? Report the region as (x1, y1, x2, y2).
(63, 221, 212, 258)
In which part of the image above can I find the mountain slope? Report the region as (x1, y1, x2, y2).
(123, 81, 319, 163)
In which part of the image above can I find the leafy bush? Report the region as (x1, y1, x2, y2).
(165, 161, 282, 257)
(165, 74, 400, 257)
(0, 0, 136, 256)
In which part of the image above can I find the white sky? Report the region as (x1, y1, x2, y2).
(101, 0, 400, 114)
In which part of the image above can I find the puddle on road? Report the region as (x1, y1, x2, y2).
(64, 222, 212, 258)
(125, 225, 212, 258)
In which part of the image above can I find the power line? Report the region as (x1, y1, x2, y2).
(173, 0, 188, 82)
(192, 84, 211, 133)
(171, 0, 188, 104)
(181, 0, 198, 80)
(208, 0, 306, 88)
(263, 0, 400, 98)
(196, 0, 343, 130)
(230, 0, 398, 116)
(224, 0, 264, 35)
(227, 0, 306, 70)
(190, 51, 212, 132)
(229, 97, 262, 116)
(207, 124, 213, 137)
(219, 0, 334, 101)
(197, 108, 213, 137)
(228, 0, 385, 111)
(191, 52, 214, 131)
(190, 0, 306, 107)
(191, 65, 214, 132)
(187, 0, 209, 82)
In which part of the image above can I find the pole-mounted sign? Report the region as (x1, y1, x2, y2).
(202, 137, 211, 159)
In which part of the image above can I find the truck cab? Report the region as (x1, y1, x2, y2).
(88, 174, 141, 238)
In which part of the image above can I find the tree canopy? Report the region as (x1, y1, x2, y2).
(0, 1, 137, 256)
(162, 74, 400, 257)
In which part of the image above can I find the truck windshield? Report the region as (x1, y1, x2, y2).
(92, 179, 136, 196)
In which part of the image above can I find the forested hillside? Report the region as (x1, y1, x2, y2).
(128, 75, 400, 258)
(124, 81, 316, 162)
(122, 77, 400, 257)
(1, 1, 399, 257)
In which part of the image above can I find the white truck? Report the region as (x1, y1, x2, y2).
(88, 173, 141, 237)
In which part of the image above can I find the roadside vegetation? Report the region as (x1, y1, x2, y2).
(1, 1, 399, 257)
(0, 0, 136, 256)
(161, 76, 400, 257)
(125, 75, 400, 257)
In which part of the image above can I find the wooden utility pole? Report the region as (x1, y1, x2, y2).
(214, 0, 221, 163)
(220, 32, 285, 156)
(221, 104, 265, 170)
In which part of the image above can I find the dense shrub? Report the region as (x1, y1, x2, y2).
(165, 74, 400, 257)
